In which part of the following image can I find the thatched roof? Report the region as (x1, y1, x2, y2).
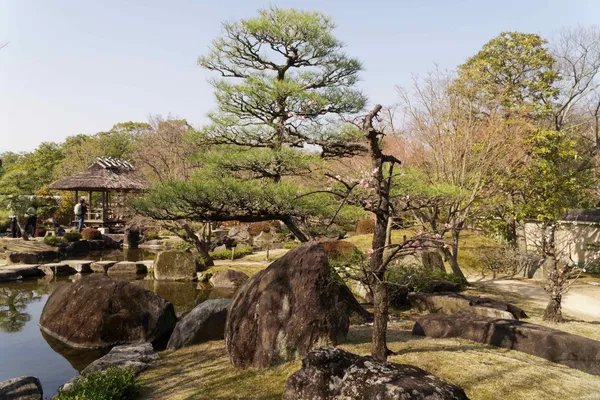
(47, 157, 148, 192)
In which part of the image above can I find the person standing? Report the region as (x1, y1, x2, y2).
(74, 198, 87, 233)
(24, 206, 37, 238)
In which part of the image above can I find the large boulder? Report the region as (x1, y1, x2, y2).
(167, 299, 231, 350)
(412, 311, 600, 376)
(283, 347, 469, 400)
(39, 275, 177, 349)
(154, 250, 198, 281)
(209, 269, 249, 289)
(408, 292, 527, 320)
(0, 376, 43, 400)
(225, 242, 362, 369)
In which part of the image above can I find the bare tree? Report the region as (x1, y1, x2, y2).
(397, 70, 527, 277)
(550, 26, 600, 133)
(133, 116, 201, 182)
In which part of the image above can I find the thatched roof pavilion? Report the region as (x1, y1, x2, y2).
(48, 157, 148, 226)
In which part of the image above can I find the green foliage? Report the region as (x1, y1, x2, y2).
(282, 242, 298, 249)
(209, 246, 254, 260)
(521, 129, 594, 222)
(0, 143, 64, 195)
(55, 367, 139, 400)
(386, 265, 466, 306)
(144, 231, 160, 241)
(44, 236, 63, 246)
(453, 31, 558, 118)
(135, 176, 349, 227)
(81, 228, 102, 241)
(63, 231, 82, 242)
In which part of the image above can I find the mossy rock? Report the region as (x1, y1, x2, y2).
(154, 250, 199, 281)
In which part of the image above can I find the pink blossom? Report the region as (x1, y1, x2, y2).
(297, 190, 303, 196)
(366, 249, 374, 255)
(444, 223, 452, 230)
(335, 175, 341, 180)
(395, 259, 400, 265)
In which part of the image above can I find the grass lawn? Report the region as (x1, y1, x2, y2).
(345, 230, 502, 276)
(139, 313, 600, 400)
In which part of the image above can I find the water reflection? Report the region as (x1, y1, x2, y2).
(0, 274, 237, 397)
(0, 281, 52, 333)
(41, 330, 109, 372)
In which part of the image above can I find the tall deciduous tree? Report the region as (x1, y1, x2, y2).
(398, 70, 527, 279)
(138, 7, 367, 240)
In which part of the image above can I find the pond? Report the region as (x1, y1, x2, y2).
(0, 273, 232, 398)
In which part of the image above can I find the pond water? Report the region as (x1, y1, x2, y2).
(0, 272, 232, 398)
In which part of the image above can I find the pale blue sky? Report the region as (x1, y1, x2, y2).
(1, 0, 599, 152)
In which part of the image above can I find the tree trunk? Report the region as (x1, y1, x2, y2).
(371, 278, 389, 362)
(541, 223, 565, 323)
(505, 214, 517, 249)
(443, 229, 466, 281)
(16, 217, 29, 241)
(181, 224, 214, 267)
(282, 218, 310, 243)
(385, 216, 393, 246)
(543, 295, 564, 323)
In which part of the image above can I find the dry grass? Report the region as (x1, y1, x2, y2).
(207, 264, 268, 277)
(138, 341, 300, 400)
(139, 316, 600, 400)
(345, 230, 502, 275)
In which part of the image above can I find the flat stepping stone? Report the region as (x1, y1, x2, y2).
(0, 270, 22, 281)
(64, 260, 93, 273)
(0, 264, 43, 278)
(40, 263, 76, 277)
(90, 261, 117, 273)
(107, 261, 148, 275)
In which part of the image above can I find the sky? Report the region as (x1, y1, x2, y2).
(1, 0, 599, 153)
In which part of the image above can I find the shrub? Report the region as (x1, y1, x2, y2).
(478, 247, 543, 278)
(356, 218, 375, 234)
(44, 236, 63, 246)
(55, 367, 139, 400)
(248, 221, 274, 236)
(144, 231, 160, 241)
(282, 242, 298, 249)
(386, 266, 466, 307)
(82, 228, 102, 241)
(209, 246, 254, 260)
(63, 231, 82, 242)
(322, 240, 358, 259)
